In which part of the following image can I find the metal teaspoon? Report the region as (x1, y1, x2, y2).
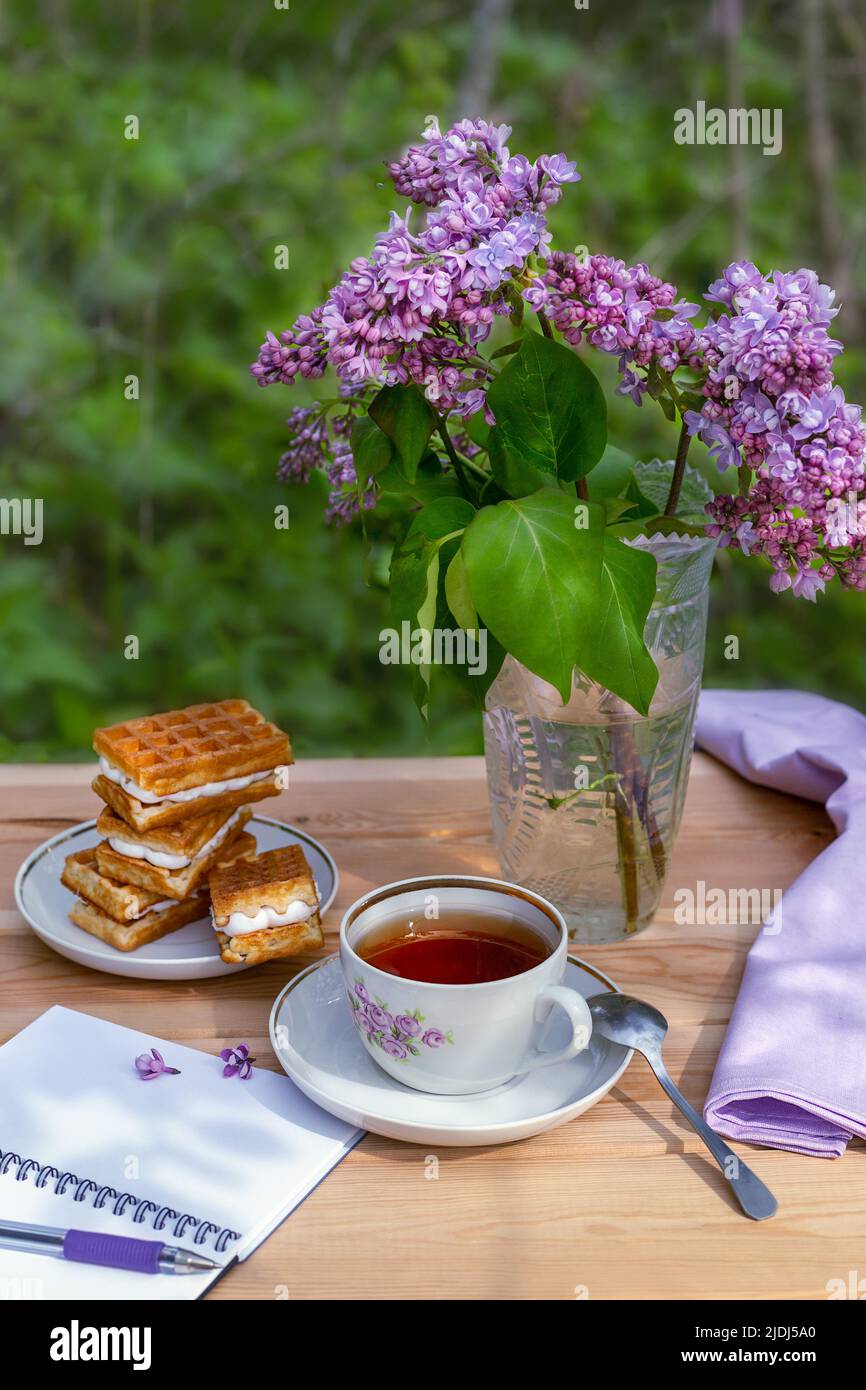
(587, 992, 778, 1221)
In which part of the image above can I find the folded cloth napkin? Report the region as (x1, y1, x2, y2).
(696, 688, 866, 1158)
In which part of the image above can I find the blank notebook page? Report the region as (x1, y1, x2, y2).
(0, 1006, 360, 1300)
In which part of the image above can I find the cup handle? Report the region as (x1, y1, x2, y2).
(516, 985, 593, 1075)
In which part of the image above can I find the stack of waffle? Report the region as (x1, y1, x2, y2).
(62, 700, 293, 953)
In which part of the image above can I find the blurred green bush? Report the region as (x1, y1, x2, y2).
(1, 0, 864, 760)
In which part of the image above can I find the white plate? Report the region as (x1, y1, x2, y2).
(269, 955, 632, 1146)
(14, 816, 338, 981)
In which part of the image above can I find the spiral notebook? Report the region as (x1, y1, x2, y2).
(0, 1006, 361, 1300)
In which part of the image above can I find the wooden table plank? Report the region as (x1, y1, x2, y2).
(1, 753, 858, 1301)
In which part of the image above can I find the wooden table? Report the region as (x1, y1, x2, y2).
(2, 754, 860, 1301)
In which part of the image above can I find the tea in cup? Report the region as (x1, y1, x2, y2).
(339, 876, 593, 1095)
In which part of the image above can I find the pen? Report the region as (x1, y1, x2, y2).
(0, 1219, 220, 1274)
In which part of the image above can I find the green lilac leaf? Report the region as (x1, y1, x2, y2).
(487, 423, 558, 498)
(376, 451, 462, 502)
(587, 444, 656, 519)
(444, 549, 478, 631)
(576, 536, 659, 716)
(369, 384, 438, 483)
(390, 497, 477, 630)
(462, 413, 491, 449)
(487, 330, 607, 482)
(389, 498, 476, 714)
(351, 415, 395, 479)
(462, 489, 605, 702)
(490, 339, 523, 361)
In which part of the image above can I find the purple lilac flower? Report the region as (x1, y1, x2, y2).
(380, 1037, 409, 1059)
(251, 312, 328, 386)
(705, 260, 767, 307)
(537, 252, 698, 382)
(769, 568, 793, 593)
(422, 1028, 446, 1048)
(787, 387, 845, 439)
(220, 1044, 255, 1080)
(134, 1048, 180, 1080)
(276, 406, 330, 483)
(253, 118, 578, 420)
(791, 567, 826, 601)
(684, 413, 741, 472)
(737, 387, 780, 436)
(735, 520, 757, 556)
(275, 405, 376, 528)
(537, 152, 580, 186)
(695, 261, 866, 593)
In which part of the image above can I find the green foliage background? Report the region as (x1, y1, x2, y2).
(1, 0, 864, 760)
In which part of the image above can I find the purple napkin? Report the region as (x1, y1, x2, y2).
(696, 688, 866, 1158)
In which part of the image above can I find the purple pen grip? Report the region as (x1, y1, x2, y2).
(64, 1229, 162, 1273)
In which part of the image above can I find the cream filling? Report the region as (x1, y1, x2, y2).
(98, 756, 272, 806)
(213, 900, 314, 937)
(109, 809, 244, 872)
(131, 898, 176, 921)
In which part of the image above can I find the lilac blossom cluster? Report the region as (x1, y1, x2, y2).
(252, 120, 866, 597)
(276, 398, 376, 525)
(524, 251, 699, 400)
(254, 116, 578, 522)
(685, 262, 866, 596)
(252, 116, 577, 416)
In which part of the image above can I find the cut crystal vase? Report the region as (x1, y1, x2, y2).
(483, 535, 717, 944)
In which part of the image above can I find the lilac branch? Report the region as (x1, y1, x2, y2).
(663, 419, 692, 517)
(437, 415, 476, 501)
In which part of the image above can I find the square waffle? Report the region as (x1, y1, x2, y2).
(214, 912, 323, 966)
(92, 769, 280, 833)
(96, 802, 242, 861)
(61, 848, 166, 924)
(95, 808, 251, 900)
(209, 845, 318, 925)
(93, 699, 292, 801)
(68, 893, 212, 953)
(64, 831, 257, 952)
(209, 844, 323, 966)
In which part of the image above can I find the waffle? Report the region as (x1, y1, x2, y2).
(209, 844, 318, 926)
(92, 769, 280, 832)
(64, 832, 258, 952)
(69, 893, 211, 953)
(95, 809, 251, 900)
(96, 802, 242, 861)
(61, 848, 167, 924)
(215, 911, 323, 966)
(92, 700, 292, 801)
(210, 844, 322, 966)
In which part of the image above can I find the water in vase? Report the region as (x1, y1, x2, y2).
(484, 698, 698, 942)
(482, 535, 717, 943)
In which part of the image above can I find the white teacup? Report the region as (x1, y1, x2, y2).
(339, 875, 593, 1095)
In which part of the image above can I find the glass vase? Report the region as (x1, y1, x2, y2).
(482, 534, 717, 944)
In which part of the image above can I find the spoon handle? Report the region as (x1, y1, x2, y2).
(649, 1053, 777, 1221)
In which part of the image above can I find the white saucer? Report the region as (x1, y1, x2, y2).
(14, 815, 338, 981)
(269, 955, 632, 1146)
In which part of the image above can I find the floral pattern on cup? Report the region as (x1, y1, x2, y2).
(348, 979, 454, 1061)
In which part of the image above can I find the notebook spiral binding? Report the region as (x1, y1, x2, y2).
(0, 1148, 239, 1254)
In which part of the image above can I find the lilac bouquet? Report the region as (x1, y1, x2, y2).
(251, 117, 865, 714)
